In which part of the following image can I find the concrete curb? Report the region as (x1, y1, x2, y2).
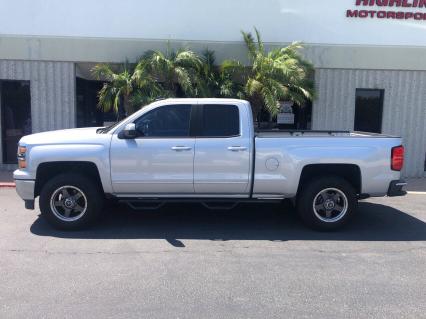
(407, 191, 426, 195)
(0, 182, 15, 188)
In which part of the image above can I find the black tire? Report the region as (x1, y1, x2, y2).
(39, 173, 104, 230)
(296, 176, 357, 231)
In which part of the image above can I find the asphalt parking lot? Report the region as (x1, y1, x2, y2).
(1, 189, 425, 319)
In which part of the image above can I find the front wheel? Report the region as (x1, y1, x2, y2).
(39, 174, 104, 230)
(297, 176, 357, 231)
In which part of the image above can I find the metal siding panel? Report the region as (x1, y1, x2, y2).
(54, 62, 62, 129)
(30, 61, 40, 133)
(344, 70, 353, 130)
(325, 69, 334, 128)
(421, 78, 426, 178)
(47, 62, 54, 130)
(330, 70, 338, 129)
(412, 71, 426, 178)
(67, 62, 76, 128)
(404, 71, 415, 176)
(40, 61, 48, 131)
(312, 70, 321, 129)
(0, 61, 5, 75)
(7, 60, 15, 79)
(15, 60, 24, 79)
(314, 68, 426, 177)
(23, 61, 31, 79)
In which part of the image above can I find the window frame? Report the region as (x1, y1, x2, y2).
(194, 104, 241, 138)
(354, 88, 384, 134)
(132, 104, 196, 139)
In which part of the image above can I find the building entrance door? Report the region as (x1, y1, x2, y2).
(1, 80, 31, 164)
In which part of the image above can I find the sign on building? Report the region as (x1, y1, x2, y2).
(277, 101, 295, 125)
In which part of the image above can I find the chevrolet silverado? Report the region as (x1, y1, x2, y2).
(14, 98, 407, 230)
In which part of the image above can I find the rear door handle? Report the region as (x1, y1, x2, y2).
(227, 146, 247, 152)
(171, 146, 192, 151)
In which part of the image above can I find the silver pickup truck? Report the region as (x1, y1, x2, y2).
(14, 98, 406, 231)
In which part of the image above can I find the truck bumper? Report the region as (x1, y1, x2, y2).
(14, 179, 36, 210)
(387, 180, 407, 197)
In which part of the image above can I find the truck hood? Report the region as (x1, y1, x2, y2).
(19, 127, 105, 145)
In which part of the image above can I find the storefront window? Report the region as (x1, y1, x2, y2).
(354, 89, 384, 133)
(76, 77, 116, 128)
(1, 80, 31, 164)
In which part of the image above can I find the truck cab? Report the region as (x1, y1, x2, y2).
(109, 99, 254, 197)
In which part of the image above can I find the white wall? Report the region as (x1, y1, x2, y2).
(1, 0, 426, 46)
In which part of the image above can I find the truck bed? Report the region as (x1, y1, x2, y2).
(252, 129, 403, 198)
(255, 130, 399, 138)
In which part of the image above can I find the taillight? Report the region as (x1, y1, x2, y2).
(391, 145, 404, 171)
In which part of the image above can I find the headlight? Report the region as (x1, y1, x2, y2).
(17, 146, 27, 169)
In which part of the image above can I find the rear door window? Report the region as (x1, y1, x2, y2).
(199, 104, 239, 137)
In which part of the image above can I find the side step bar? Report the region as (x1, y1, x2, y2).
(201, 202, 239, 210)
(119, 198, 283, 211)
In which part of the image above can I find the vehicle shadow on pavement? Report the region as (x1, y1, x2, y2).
(30, 201, 426, 244)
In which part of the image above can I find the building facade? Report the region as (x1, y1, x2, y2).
(0, 0, 425, 177)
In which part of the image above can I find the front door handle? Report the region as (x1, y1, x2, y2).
(171, 146, 192, 151)
(227, 146, 247, 152)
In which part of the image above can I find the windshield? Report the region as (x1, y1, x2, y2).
(97, 103, 155, 133)
(96, 117, 129, 134)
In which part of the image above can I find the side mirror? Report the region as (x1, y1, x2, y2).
(118, 123, 137, 139)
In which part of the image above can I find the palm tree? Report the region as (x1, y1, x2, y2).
(222, 28, 315, 123)
(195, 49, 244, 99)
(218, 59, 245, 99)
(195, 49, 219, 97)
(131, 61, 165, 106)
(92, 62, 163, 118)
(91, 63, 135, 118)
(139, 47, 202, 97)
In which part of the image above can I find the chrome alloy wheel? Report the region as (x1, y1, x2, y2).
(312, 188, 348, 223)
(50, 185, 88, 222)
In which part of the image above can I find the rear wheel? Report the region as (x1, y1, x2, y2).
(297, 176, 357, 231)
(39, 174, 104, 230)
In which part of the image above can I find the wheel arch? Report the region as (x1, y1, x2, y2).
(297, 164, 362, 195)
(35, 161, 104, 197)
